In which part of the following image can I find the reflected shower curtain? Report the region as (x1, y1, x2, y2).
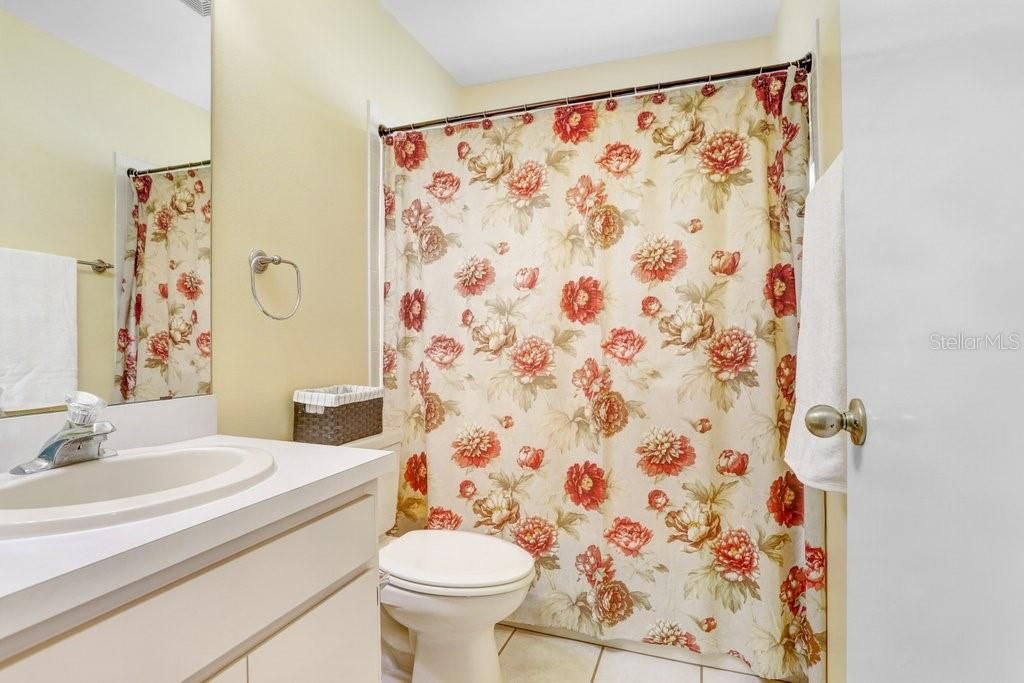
(114, 167, 212, 402)
(382, 68, 824, 681)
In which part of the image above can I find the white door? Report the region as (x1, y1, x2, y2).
(842, 2, 1024, 681)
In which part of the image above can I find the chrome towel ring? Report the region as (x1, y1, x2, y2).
(249, 249, 302, 320)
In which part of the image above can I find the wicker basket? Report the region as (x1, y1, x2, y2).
(292, 385, 384, 446)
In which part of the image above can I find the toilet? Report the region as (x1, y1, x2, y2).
(348, 432, 534, 683)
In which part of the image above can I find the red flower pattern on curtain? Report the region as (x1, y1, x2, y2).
(382, 69, 824, 681)
(114, 168, 211, 402)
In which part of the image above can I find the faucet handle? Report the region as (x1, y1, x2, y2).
(65, 391, 107, 426)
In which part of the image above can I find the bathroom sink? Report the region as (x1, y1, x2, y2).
(0, 446, 275, 539)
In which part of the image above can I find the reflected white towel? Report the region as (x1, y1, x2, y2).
(784, 154, 847, 492)
(0, 247, 78, 411)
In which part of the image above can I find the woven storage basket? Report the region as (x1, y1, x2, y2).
(292, 385, 384, 446)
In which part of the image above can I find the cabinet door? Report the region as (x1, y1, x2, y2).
(248, 570, 380, 683)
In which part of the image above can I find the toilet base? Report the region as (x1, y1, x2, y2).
(411, 628, 501, 683)
(380, 581, 529, 683)
(381, 607, 415, 682)
(380, 627, 501, 683)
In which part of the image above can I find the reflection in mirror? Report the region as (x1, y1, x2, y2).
(0, 0, 212, 415)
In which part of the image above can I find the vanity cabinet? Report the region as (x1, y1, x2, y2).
(246, 570, 379, 682)
(0, 493, 381, 682)
(210, 570, 379, 683)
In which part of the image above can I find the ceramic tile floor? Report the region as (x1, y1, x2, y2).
(495, 625, 774, 683)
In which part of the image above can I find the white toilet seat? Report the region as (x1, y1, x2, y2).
(379, 529, 535, 596)
(384, 570, 534, 597)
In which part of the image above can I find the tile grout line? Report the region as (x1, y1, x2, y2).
(497, 627, 516, 656)
(512, 623, 727, 675)
(598, 640, 706, 668)
(589, 646, 606, 683)
(502, 627, 758, 682)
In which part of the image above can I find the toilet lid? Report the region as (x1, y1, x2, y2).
(379, 529, 535, 589)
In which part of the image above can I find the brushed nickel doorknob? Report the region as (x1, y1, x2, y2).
(805, 398, 867, 446)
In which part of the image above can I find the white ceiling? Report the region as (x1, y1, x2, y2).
(380, 0, 780, 86)
(0, 0, 211, 110)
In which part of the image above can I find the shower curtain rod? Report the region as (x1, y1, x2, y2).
(379, 52, 813, 136)
(126, 159, 211, 177)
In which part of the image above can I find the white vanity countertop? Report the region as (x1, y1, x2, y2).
(0, 435, 395, 659)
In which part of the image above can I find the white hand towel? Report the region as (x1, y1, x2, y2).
(0, 247, 78, 412)
(784, 153, 847, 492)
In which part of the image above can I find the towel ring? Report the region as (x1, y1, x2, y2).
(249, 249, 302, 320)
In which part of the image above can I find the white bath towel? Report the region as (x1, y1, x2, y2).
(0, 247, 78, 412)
(784, 154, 847, 492)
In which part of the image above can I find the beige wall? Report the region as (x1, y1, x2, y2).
(459, 36, 773, 114)
(0, 10, 210, 406)
(772, 2, 845, 682)
(774, 0, 843, 167)
(211, 0, 460, 439)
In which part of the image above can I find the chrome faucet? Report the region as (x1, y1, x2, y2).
(11, 392, 117, 475)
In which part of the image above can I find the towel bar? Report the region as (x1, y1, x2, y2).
(77, 258, 113, 274)
(248, 249, 302, 320)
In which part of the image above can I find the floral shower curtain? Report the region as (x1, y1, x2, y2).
(382, 67, 824, 681)
(114, 167, 212, 402)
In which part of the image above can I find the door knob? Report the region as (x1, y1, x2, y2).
(805, 399, 867, 446)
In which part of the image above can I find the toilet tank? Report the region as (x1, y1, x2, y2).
(343, 430, 402, 538)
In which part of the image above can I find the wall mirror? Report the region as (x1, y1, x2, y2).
(0, 0, 212, 416)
